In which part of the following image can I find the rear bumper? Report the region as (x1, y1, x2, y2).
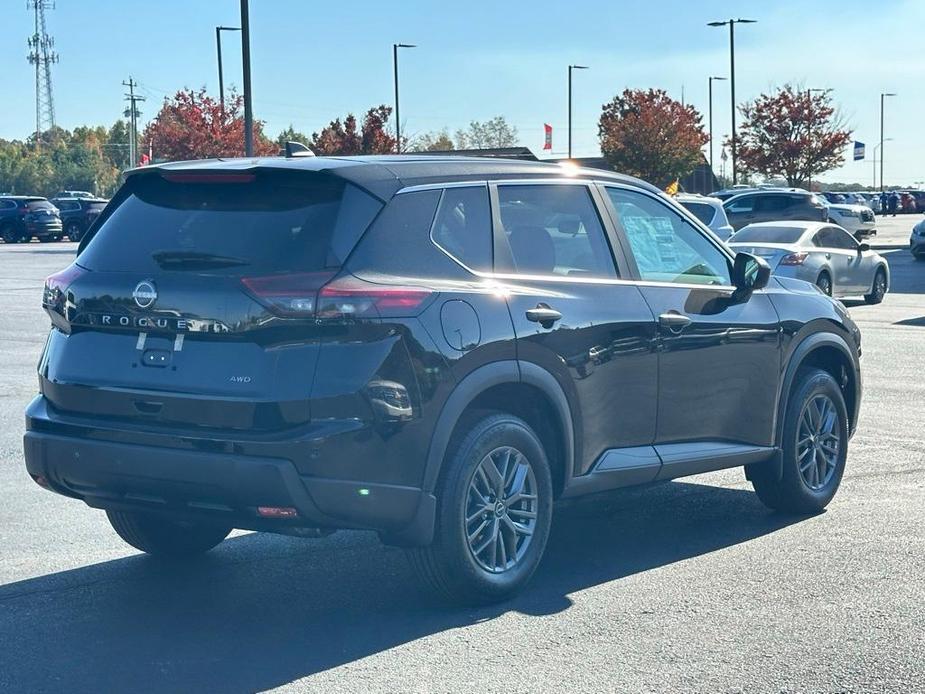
(25, 222, 62, 238)
(23, 396, 435, 544)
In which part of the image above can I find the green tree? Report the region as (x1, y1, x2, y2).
(455, 116, 519, 149)
(410, 129, 456, 152)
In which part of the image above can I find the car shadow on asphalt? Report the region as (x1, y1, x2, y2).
(0, 479, 806, 693)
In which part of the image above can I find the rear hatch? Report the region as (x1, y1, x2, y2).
(25, 200, 61, 230)
(40, 168, 384, 431)
(727, 242, 800, 269)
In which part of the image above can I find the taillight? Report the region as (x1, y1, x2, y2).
(780, 252, 809, 266)
(241, 273, 433, 319)
(18, 206, 29, 215)
(43, 263, 86, 311)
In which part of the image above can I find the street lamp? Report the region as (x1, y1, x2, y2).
(873, 138, 893, 190)
(708, 18, 757, 185)
(806, 88, 829, 192)
(240, 0, 253, 156)
(879, 92, 896, 191)
(215, 26, 241, 114)
(568, 65, 589, 159)
(393, 43, 416, 153)
(708, 76, 727, 179)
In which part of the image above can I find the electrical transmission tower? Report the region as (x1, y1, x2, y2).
(26, 1, 59, 148)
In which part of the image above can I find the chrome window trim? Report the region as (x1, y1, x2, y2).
(397, 177, 603, 195)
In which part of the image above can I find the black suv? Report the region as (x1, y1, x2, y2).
(25, 156, 862, 603)
(50, 197, 108, 241)
(0, 196, 63, 243)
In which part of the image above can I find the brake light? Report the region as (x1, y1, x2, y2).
(241, 273, 433, 318)
(162, 173, 256, 184)
(43, 264, 86, 311)
(18, 206, 29, 215)
(780, 252, 809, 266)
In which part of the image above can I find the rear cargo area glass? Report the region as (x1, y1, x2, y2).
(77, 172, 381, 275)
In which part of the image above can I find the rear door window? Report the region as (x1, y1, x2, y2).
(754, 195, 790, 212)
(77, 172, 382, 275)
(430, 186, 492, 271)
(497, 184, 617, 278)
(725, 195, 755, 213)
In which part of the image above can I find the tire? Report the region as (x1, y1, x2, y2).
(0, 224, 17, 244)
(65, 221, 82, 242)
(751, 367, 849, 514)
(865, 267, 888, 304)
(106, 510, 231, 557)
(816, 271, 833, 297)
(409, 413, 554, 605)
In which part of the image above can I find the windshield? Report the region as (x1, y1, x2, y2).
(77, 172, 382, 275)
(731, 226, 806, 244)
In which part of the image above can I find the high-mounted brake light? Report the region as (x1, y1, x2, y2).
(240, 273, 433, 319)
(43, 264, 86, 310)
(780, 252, 809, 266)
(161, 173, 256, 184)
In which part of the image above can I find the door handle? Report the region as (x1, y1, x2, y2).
(525, 304, 562, 328)
(658, 311, 692, 332)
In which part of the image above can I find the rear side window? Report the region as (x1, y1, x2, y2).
(497, 184, 617, 278)
(77, 173, 382, 275)
(347, 189, 476, 280)
(679, 201, 716, 225)
(754, 195, 790, 212)
(725, 195, 755, 213)
(431, 186, 492, 271)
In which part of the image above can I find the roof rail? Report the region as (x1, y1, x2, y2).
(281, 141, 315, 158)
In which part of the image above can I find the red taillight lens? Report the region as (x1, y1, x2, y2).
(43, 264, 86, 310)
(241, 273, 433, 319)
(780, 252, 809, 266)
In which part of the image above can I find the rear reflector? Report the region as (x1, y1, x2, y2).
(241, 273, 433, 319)
(161, 173, 256, 184)
(780, 252, 809, 266)
(257, 506, 299, 519)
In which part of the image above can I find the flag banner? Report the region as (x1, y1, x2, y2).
(665, 180, 679, 196)
(543, 123, 552, 151)
(853, 141, 865, 161)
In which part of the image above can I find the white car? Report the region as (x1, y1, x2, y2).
(825, 203, 876, 239)
(676, 193, 735, 240)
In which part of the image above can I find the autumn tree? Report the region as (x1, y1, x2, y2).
(455, 116, 519, 149)
(734, 85, 852, 187)
(410, 129, 456, 152)
(598, 89, 708, 188)
(309, 106, 398, 155)
(142, 87, 277, 162)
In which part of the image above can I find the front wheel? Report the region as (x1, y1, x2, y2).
(865, 267, 888, 304)
(106, 510, 231, 557)
(409, 413, 554, 605)
(751, 368, 849, 514)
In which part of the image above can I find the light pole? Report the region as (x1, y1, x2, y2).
(215, 26, 241, 115)
(872, 139, 893, 190)
(393, 43, 416, 153)
(240, 0, 253, 156)
(879, 92, 896, 191)
(568, 65, 589, 159)
(708, 18, 756, 185)
(708, 76, 727, 179)
(806, 88, 828, 192)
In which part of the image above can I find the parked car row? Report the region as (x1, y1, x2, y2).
(0, 195, 108, 243)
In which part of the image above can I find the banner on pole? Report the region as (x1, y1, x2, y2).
(543, 123, 552, 151)
(853, 141, 865, 161)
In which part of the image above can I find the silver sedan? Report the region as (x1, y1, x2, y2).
(728, 221, 890, 303)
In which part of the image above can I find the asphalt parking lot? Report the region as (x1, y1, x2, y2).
(0, 239, 923, 693)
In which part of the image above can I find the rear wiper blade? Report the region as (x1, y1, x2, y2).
(152, 251, 250, 269)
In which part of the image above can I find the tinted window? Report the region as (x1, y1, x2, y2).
(78, 173, 382, 275)
(56, 201, 78, 211)
(431, 186, 492, 271)
(679, 201, 716, 225)
(827, 227, 858, 250)
(26, 200, 54, 211)
(606, 187, 731, 286)
(0, 200, 14, 210)
(725, 195, 755, 213)
(497, 184, 616, 278)
(731, 226, 806, 244)
(347, 189, 473, 280)
(755, 195, 791, 212)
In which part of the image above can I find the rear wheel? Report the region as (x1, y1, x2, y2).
(751, 368, 848, 514)
(65, 221, 83, 242)
(865, 267, 887, 304)
(816, 271, 833, 297)
(409, 413, 554, 605)
(106, 510, 231, 557)
(1, 224, 18, 244)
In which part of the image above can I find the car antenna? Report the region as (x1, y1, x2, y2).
(281, 141, 315, 158)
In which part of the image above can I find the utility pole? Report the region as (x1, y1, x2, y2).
(240, 0, 254, 156)
(806, 88, 828, 192)
(123, 77, 145, 167)
(393, 43, 416, 153)
(568, 64, 589, 159)
(708, 76, 727, 179)
(216, 26, 241, 115)
(879, 92, 896, 192)
(26, 1, 59, 150)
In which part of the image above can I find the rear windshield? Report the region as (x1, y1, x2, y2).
(77, 172, 382, 275)
(679, 201, 716, 225)
(86, 201, 107, 211)
(731, 226, 806, 243)
(26, 200, 54, 211)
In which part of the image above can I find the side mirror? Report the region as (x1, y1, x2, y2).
(858, 242, 870, 252)
(732, 252, 771, 295)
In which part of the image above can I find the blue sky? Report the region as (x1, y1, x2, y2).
(1, 0, 922, 184)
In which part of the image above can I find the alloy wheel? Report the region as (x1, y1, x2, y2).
(464, 446, 538, 573)
(873, 271, 886, 300)
(797, 394, 841, 491)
